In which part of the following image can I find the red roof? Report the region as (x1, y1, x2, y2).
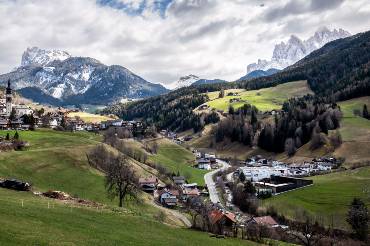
(209, 210, 236, 225)
(183, 188, 200, 196)
(252, 216, 278, 226)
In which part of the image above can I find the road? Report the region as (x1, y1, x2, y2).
(204, 159, 230, 205)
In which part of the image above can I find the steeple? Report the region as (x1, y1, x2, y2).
(6, 79, 12, 95)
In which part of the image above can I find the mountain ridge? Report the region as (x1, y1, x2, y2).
(247, 27, 351, 73)
(0, 47, 168, 105)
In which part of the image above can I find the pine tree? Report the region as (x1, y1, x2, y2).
(363, 104, 369, 119)
(347, 198, 369, 241)
(5, 133, 10, 140)
(239, 172, 246, 183)
(14, 131, 19, 140)
(219, 89, 224, 98)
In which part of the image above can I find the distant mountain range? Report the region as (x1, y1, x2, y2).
(192, 78, 227, 86)
(247, 27, 351, 73)
(0, 47, 168, 105)
(164, 75, 228, 89)
(237, 68, 280, 81)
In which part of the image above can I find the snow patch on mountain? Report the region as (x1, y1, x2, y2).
(247, 27, 351, 73)
(21, 47, 71, 67)
(0, 47, 169, 105)
(165, 74, 199, 90)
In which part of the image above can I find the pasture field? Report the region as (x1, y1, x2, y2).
(334, 97, 370, 165)
(205, 80, 313, 112)
(0, 188, 259, 246)
(263, 167, 370, 229)
(0, 129, 155, 213)
(67, 111, 116, 123)
(148, 138, 208, 186)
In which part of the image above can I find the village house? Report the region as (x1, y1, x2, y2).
(181, 183, 200, 200)
(208, 209, 237, 236)
(196, 158, 211, 170)
(198, 105, 209, 110)
(172, 176, 186, 186)
(158, 189, 179, 208)
(139, 177, 158, 193)
(0, 80, 35, 130)
(247, 216, 279, 228)
(229, 98, 241, 103)
(0, 118, 9, 130)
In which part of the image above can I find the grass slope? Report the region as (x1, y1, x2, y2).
(335, 97, 370, 165)
(205, 80, 313, 112)
(148, 138, 208, 186)
(0, 189, 258, 246)
(0, 129, 157, 214)
(263, 167, 370, 229)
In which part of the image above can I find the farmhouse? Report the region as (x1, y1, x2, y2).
(139, 177, 158, 193)
(208, 209, 237, 236)
(198, 105, 209, 110)
(172, 176, 186, 186)
(181, 183, 200, 200)
(159, 190, 178, 208)
(196, 158, 211, 170)
(248, 216, 279, 228)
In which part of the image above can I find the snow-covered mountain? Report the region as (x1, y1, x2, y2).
(0, 47, 168, 105)
(165, 75, 200, 90)
(247, 27, 351, 73)
(21, 47, 71, 67)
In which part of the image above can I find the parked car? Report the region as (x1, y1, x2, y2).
(0, 179, 31, 191)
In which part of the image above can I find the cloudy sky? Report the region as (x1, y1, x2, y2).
(1, 0, 370, 85)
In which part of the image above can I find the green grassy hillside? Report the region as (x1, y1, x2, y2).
(147, 138, 208, 186)
(262, 167, 370, 229)
(0, 130, 262, 245)
(204, 80, 313, 112)
(0, 129, 158, 214)
(335, 97, 370, 165)
(0, 189, 258, 246)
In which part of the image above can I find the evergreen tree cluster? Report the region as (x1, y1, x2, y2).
(214, 104, 259, 146)
(102, 87, 219, 132)
(258, 97, 342, 153)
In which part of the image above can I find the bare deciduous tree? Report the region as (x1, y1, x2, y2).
(87, 145, 139, 207)
(105, 155, 139, 207)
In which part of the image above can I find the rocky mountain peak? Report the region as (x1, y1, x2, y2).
(21, 47, 71, 67)
(247, 27, 351, 73)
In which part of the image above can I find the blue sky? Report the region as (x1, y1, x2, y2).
(97, 0, 173, 17)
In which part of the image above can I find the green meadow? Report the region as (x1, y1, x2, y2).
(205, 80, 313, 112)
(149, 138, 208, 186)
(0, 188, 258, 246)
(263, 167, 370, 229)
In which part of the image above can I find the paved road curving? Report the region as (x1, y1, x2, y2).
(204, 159, 230, 205)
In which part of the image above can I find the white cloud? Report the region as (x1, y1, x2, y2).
(0, 0, 370, 85)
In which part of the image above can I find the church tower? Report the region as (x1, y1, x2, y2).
(6, 79, 12, 117)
